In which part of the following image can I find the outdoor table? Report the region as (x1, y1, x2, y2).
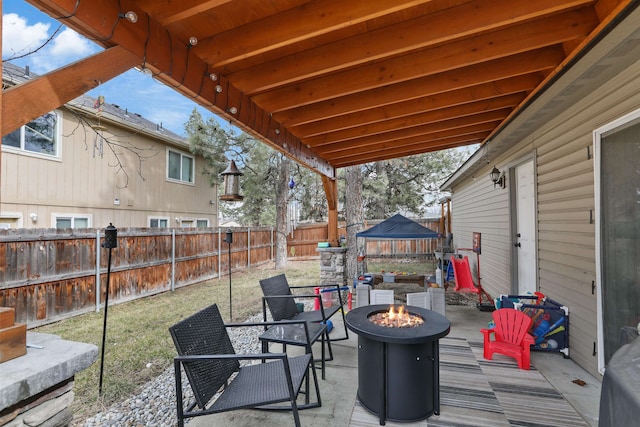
(259, 321, 328, 379)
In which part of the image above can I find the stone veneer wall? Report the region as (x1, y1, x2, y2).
(317, 247, 348, 287)
(0, 333, 97, 427)
(0, 380, 75, 427)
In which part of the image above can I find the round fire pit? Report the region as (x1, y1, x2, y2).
(346, 304, 450, 425)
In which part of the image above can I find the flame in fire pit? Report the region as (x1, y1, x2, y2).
(368, 305, 424, 328)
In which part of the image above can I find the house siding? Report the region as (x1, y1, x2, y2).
(450, 53, 640, 377)
(1, 105, 218, 229)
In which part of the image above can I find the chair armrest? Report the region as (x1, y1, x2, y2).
(291, 284, 345, 305)
(523, 333, 535, 347)
(289, 284, 327, 290)
(175, 352, 288, 363)
(226, 319, 308, 330)
(480, 328, 495, 338)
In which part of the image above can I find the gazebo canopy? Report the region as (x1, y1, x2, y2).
(356, 214, 440, 240)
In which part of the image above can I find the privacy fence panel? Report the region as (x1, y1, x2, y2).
(0, 227, 275, 327)
(0, 219, 439, 327)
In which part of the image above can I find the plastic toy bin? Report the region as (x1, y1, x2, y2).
(500, 295, 570, 359)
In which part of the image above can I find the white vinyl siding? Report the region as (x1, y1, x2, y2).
(449, 50, 640, 378)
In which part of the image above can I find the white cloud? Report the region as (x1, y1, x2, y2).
(49, 27, 94, 58)
(2, 13, 98, 73)
(2, 13, 50, 59)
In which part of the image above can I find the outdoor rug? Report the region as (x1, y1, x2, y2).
(350, 336, 589, 426)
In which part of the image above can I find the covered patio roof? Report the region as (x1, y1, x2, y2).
(3, 0, 635, 176)
(1, 0, 637, 242)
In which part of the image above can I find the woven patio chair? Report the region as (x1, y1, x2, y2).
(169, 304, 321, 427)
(259, 274, 349, 344)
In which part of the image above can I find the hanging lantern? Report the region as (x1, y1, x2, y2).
(219, 159, 243, 201)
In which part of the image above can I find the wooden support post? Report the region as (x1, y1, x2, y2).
(322, 176, 339, 246)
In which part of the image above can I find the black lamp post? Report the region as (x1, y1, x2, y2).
(223, 228, 233, 320)
(99, 223, 117, 395)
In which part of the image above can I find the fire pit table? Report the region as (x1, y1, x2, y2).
(345, 304, 450, 425)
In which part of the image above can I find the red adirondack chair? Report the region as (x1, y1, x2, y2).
(480, 308, 535, 370)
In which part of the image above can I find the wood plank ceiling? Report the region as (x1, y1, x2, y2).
(25, 0, 633, 179)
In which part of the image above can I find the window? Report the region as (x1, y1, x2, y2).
(196, 219, 209, 228)
(167, 149, 194, 183)
(54, 214, 91, 229)
(2, 111, 61, 158)
(149, 217, 169, 228)
(180, 219, 195, 228)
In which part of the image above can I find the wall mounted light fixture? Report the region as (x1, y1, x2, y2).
(490, 166, 506, 189)
(29, 213, 38, 222)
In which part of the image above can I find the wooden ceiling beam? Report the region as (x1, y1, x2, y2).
(315, 110, 509, 155)
(305, 94, 523, 147)
(29, 0, 334, 178)
(230, 0, 595, 93)
(277, 49, 562, 127)
(253, 9, 598, 112)
(293, 75, 539, 138)
(327, 124, 496, 160)
(331, 134, 488, 168)
(2, 46, 138, 136)
(135, 0, 234, 26)
(196, 0, 432, 68)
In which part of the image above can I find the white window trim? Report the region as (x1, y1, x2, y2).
(2, 110, 63, 161)
(0, 212, 24, 228)
(166, 147, 195, 185)
(52, 213, 92, 229)
(148, 216, 170, 227)
(196, 218, 210, 228)
(593, 106, 640, 375)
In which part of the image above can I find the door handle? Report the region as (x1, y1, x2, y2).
(514, 242, 521, 247)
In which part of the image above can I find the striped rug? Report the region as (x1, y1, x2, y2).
(350, 337, 588, 427)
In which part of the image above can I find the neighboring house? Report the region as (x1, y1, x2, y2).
(441, 7, 640, 378)
(1, 63, 218, 230)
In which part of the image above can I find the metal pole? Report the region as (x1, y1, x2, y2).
(228, 240, 232, 320)
(98, 246, 112, 395)
(99, 224, 117, 396)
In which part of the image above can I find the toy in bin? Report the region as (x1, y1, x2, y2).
(502, 294, 570, 358)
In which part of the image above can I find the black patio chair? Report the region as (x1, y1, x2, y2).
(169, 304, 321, 427)
(259, 274, 349, 344)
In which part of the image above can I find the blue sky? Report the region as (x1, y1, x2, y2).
(2, 0, 221, 136)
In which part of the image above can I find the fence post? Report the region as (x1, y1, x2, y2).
(218, 227, 222, 279)
(95, 230, 101, 312)
(171, 229, 176, 291)
(247, 227, 251, 270)
(270, 227, 274, 261)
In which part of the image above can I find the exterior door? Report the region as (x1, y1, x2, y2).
(515, 160, 537, 295)
(597, 117, 640, 369)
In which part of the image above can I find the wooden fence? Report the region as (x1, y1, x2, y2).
(0, 218, 441, 327)
(0, 227, 273, 327)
